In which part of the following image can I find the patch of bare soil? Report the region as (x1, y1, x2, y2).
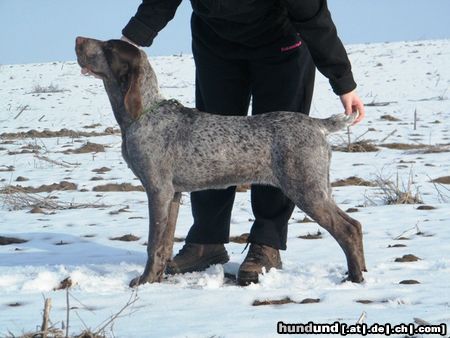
(331, 176, 375, 187)
(110, 234, 140, 242)
(92, 167, 112, 174)
(346, 208, 359, 213)
(0, 165, 15, 172)
(65, 142, 106, 154)
(230, 233, 249, 244)
(355, 299, 389, 305)
(1, 181, 77, 194)
(7, 302, 24, 307)
(417, 205, 436, 210)
(388, 244, 407, 248)
(395, 254, 421, 262)
(431, 176, 450, 184)
(0, 181, 78, 194)
(380, 114, 401, 121)
(298, 230, 322, 240)
(93, 183, 145, 192)
(333, 141, 379, 153)
(0, 128, 120, 139)
(399, 280, 420, 284)
(0, 235, 28, 245)
(252, 297, 320, 306)
(379, 143, 450, 153)
(8, 149, 38, 155)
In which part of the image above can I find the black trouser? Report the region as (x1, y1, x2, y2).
(185, 38, 315, 251)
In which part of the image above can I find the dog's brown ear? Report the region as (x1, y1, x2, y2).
(124, 67, 143, 120)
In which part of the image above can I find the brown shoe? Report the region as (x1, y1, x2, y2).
(165, 243, 229, 275)
(237, 243, 282, 286)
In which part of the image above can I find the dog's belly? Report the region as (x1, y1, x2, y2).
(172, 143, 276, 192)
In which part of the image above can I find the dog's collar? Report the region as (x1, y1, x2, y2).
(135, 99, 182, 124)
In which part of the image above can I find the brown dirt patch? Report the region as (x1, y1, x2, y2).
(230, 233, 250, 244)
(0, 165, 15, 172)
(346, 208, 359, 213)
(7, 302, 24, 307)
(331, 176, 375, 187)
(92, 167, 111, 174)
(395, 254, 421, 262)
(388, 244, 407, 248)
(416, 205, 436, 210)
(93, 183, 144, 192)
(380, 114, 401, 121)
(333, 141, 379, 153)
(379, 143, 450, 153)
(0, 236, 28, 245)
(0, 128, 120, 139)
(65, 142, 106, 154)
(399, 280, 420, 285)
(1, 181, 77, 194)
(110, 234, 140, 242)
(252, 297, 319, 306)
(431, 176, 450, 185)
(298, 230, 322, 240)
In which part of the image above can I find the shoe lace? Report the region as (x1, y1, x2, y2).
(246, 244, 267, 262)
(177, 243, 195, 256)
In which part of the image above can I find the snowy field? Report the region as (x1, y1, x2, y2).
(1, 39, 449, 337)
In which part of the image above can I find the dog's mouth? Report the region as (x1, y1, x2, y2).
(80, 64, 106, 78)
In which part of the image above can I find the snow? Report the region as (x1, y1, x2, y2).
(1, 39, 450, 337)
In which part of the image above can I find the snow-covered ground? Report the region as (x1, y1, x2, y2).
(1, 39, 449, 337)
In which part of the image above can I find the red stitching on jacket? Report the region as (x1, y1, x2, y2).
(281, 41, 302, 52)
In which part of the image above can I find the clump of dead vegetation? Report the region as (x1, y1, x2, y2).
(30, 83, 67, 94)
(0, 185, 107, 211)
(366, 168, 423, 206)
(7, 279, 139, 338)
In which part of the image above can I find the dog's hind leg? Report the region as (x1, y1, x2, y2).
(292, 192, 365, 283)
(335, 207, 367, 272)
(130, 186, 174, 287)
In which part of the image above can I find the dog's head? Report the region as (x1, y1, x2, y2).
(75, 37, 146, 120)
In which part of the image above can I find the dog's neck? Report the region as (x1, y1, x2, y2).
(103, 52, 163, 132)
(139, 53, 164, 109)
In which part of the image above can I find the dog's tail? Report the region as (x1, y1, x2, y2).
(319, 112, 359, 134)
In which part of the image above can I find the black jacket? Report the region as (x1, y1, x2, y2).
(122, 0, 356, 95)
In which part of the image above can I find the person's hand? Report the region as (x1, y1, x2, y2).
(339, 90, 365, 125)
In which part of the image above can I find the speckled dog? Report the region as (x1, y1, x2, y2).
(75, 37, 366, 287)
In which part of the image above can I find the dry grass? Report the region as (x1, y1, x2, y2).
(367, 169, 423, 206)
(0, 186, 107, 211)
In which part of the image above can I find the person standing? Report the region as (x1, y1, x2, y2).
(121, 0, 365, 285)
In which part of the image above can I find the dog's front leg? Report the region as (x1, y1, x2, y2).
(163, 192, 181, 261)
(130, 189, 173, 287)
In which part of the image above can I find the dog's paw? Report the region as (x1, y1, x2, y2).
(341, 273, 364, 284)
(129, 275, 147, 288)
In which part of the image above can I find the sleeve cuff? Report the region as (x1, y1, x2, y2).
(330, 72, 357, 96)
(122, 17, 158, 47)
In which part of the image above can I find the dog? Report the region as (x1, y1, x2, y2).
(75, 37, 366, 287)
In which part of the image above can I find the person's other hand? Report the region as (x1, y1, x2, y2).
(339, 90, 365, 125)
